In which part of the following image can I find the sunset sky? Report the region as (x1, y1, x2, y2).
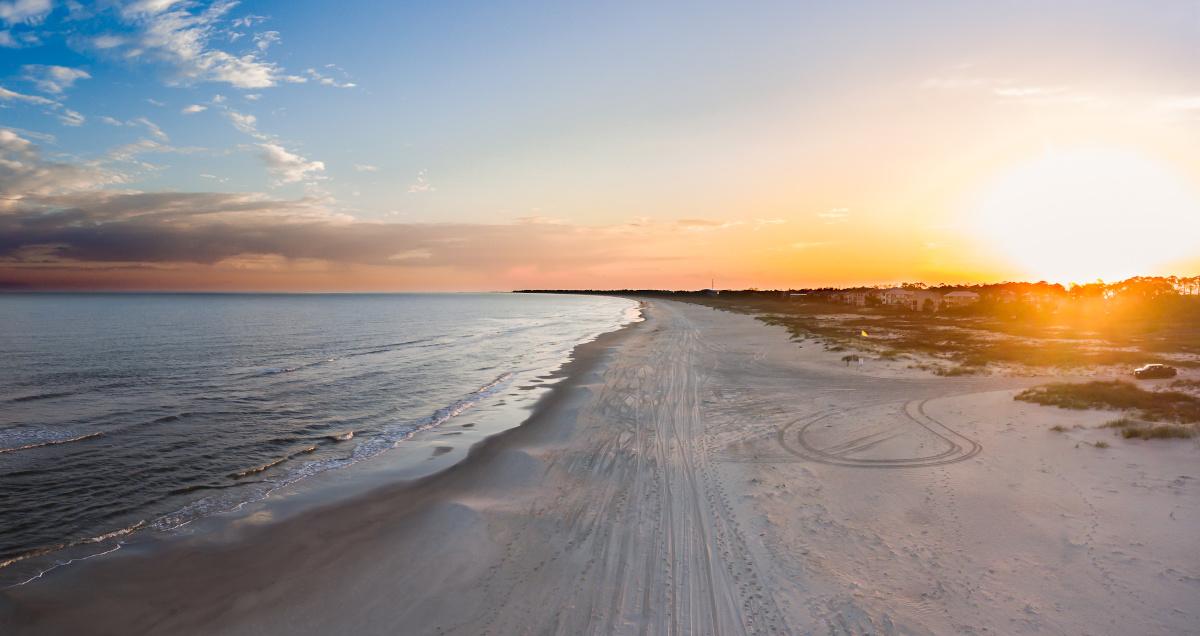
(2, 1, 1199, 291)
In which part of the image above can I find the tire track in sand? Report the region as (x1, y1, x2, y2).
(777, 399, 982, 469)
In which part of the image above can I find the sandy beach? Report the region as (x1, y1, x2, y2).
(3, 298, 1198, 634)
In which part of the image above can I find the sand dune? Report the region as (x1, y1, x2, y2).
(3, 299, 1198, 634)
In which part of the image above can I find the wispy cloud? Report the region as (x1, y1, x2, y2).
(0, 128, 119, 199)
(354, 163, 378, 172)
(134, 116, 169, 141)
(921, 69, 1111, 109)
(817, 208, 850, 223)
(675, 218, 743, 232)
(253, 30, 278, 51)
(0, 84, 55, 106)
(0, 84, 85, 126)
(231, 14, 267, 29)
(57, 108, 85, 127)
(92, 34, 125, 49)
(302, 66, 352, 88)
(112, 1, 285, 89)
(753, 218, 786, 230)
(407, 170, 434, 193)
(1155, 95, 1200, 117)
(21, 65, 91, 95)
(224, 109, 260, 136)
(0, 0, 52, 25)
(181, 103, 207, 114)
(257, 142, 325, 185)
(0, 27, 36, 46)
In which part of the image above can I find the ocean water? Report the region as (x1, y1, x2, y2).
(0, 292, 637, 585)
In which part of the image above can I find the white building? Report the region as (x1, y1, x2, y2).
(941, 290, 981, 307)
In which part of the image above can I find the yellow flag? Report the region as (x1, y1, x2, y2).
(861, 330, 869, 337)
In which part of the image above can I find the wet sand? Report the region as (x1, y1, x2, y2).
(3, 299, 1199, 634)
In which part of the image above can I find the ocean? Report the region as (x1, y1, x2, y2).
(0, 292, 637, 586)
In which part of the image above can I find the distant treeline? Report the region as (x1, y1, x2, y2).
(518, 276, 1200, 334)
(516, 275, 1200, 300)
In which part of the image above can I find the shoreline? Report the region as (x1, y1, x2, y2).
(0, 300, 645, 632)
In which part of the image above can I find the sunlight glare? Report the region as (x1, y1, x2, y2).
(972, 148, 1200, 283)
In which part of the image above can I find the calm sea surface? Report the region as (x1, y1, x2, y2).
(0, 292, 636, 584)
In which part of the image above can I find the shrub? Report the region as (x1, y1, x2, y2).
(936, 365, 982, 377)
(1120, 424, 1196, 440)
(1015, 381, 1200, 423)
(1101, 417, 1138, 429)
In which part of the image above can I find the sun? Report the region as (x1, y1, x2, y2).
(971, 147, 1200, 283)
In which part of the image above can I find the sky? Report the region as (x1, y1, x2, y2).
(1, 0, 1199, 291)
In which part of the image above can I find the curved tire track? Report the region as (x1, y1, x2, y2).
(777, 398, 982, 469)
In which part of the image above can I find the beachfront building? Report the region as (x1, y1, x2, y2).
(942, 290, 981, 308)
(880, 288, 943, 312)
(832, 290, 872, 307)
(879, 288, 914, 308)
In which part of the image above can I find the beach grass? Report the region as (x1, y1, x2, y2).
(678, 296, 1197, 373)
(1016, 380, 1200, 424)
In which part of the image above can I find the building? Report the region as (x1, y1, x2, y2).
(832, 290, 871, 307)
(880, 288, 943, 312)
(879, 288, 913, 307)
(941, 290, 981, 308)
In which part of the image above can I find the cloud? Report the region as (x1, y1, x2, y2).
(353, 163, 378, 172)
(0, 0, 51, 24)
(117, 1, 286, 89)
(253, 30, 278, 51)
(817, 208, 850, 223)
(0, 131, 735, 291)
(0, 128, 119, 199)
(0, 84, 56, 106)
(121, 0, 187, 17)
(92, 34, 126, 49)
(22, 65, 92, 95)
(0, 190, 674, 273)
(0, 26, 37, 46)
(224, 109, 259, 135)
(231, 14, 266, 28)
(133, 116, 168, 141)
(181, 103, 207, 114)
(257, 142, 324, 184)
(106, 138, 173, 163)
(922, 72, 1102, 107)
(1, 84, 85, 126)
(515, 215, 566, 225)
(304, 67, 356, 89)
(407, 170, 433, 193)
(58, 108, 85, 126)
(791, 241, 831, 250)
(675, 218, 743, 232)
(1155, 95, 1200, 117)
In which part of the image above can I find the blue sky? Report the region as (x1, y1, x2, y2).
(2, 1, 1199, 289)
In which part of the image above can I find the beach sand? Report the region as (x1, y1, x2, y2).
(3, 299, 1198, 634)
